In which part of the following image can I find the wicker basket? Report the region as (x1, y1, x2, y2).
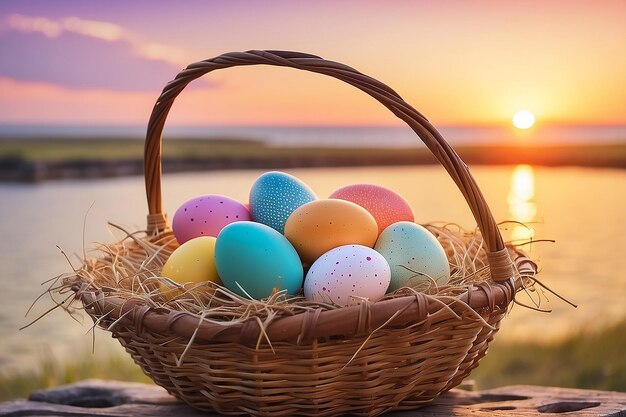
(65, 50, 537, 417)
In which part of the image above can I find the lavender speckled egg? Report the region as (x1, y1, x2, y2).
(304, 245, 391, 307)
(329, 184, 414, 235)
(172, 195, 251, 244)
(249, 171, 316, 233)
(374, 221, 450, 291)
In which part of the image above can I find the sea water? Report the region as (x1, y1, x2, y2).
(0, 165, 624, 375)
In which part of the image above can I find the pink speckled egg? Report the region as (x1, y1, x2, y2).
(172, 195, 251, 244)
(329, 184, 414, 234)
(304, 245, 391, 307)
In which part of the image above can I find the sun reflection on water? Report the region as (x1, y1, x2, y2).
(507, 164, 537, 243)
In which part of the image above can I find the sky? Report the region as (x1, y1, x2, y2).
(0, 0, 625, 128)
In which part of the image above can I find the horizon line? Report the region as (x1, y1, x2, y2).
(1, 122, 626, 129)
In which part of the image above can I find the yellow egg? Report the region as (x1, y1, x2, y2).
(284, 199, 378, 263)
(161, 236, 221, 284)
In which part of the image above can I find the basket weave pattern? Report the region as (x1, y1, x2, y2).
(66, 50, 535, 417)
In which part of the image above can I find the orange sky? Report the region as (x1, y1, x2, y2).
(0, 1, 625, 127)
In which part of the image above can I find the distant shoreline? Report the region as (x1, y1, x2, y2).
(0, 138, 624, 182)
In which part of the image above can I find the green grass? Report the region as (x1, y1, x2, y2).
(472, 318, 626, 391)
(0, 351, 150, 402)
(0, 136, 427, 161)
(1, 319, 624, 402)
(1, 137, 625, 168)
(0, 137, 270, 161)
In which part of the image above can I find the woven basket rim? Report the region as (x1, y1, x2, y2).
(71, 239, 534, 345)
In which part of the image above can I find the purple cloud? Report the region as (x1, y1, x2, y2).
(0, 23, 203, 91)
(0, 30, 178, 91)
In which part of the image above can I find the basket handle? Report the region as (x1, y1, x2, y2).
(144, 50, 515, 282)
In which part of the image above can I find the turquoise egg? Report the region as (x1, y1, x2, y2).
(374, 221, 450, 291)
(215, 221, 304, 299)
(249, 171, 316, 233)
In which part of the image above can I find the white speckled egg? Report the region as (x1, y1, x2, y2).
(249, 171, 316, 233)
(304, 245, 390, 307)
(374, 221, 450, 291)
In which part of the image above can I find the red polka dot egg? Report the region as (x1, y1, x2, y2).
(329, 184, 414, 235)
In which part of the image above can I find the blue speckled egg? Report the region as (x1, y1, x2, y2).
(249, 171, 316, 233)
(215, 221, 304, 299)
(374, 221, 450, 291)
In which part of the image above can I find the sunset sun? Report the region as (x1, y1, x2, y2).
(512, 110, 536, 129)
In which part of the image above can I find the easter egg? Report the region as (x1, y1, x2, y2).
(172, 195, 251, 244)
(304, 245, 391, 307)
(284, 199, 378, 264)
(215, 221, 304, 299)
(249, 171, 316, 233)
(374, 221, 450, 291)
(329, 184, 414, 234)
(161, 237, 220, 284)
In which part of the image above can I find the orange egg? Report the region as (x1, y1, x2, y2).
(284, 199, 378, 263)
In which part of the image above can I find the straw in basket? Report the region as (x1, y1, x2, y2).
(54, 50, 545, 417)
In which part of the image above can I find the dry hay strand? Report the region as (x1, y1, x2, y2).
(51, 221, 547, 331)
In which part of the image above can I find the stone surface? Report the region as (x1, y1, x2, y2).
(1, 379, 625, 416)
